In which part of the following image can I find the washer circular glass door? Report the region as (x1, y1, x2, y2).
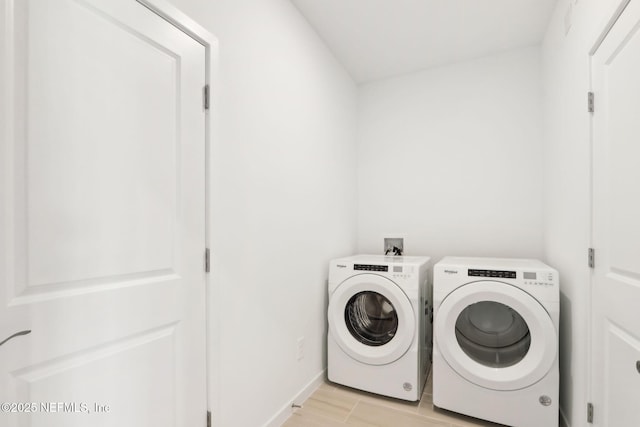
(329, 274, 415, 365)
(435, 281, 557, 391)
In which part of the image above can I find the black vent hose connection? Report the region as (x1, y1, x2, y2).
(384, 246, 403, 256)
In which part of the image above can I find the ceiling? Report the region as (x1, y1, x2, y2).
(291, 0, 558, 83)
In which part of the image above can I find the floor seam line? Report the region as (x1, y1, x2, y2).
(343, 399, 361, 423)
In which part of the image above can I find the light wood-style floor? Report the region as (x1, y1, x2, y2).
(282, 368, 503, 427)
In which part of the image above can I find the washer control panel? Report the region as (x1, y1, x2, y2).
(523, 270, 555, 287)
(351, 263, 416, 279)
(391, 265, 416, 280)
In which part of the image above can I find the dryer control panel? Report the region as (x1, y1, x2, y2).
(467, 268, 555, 287)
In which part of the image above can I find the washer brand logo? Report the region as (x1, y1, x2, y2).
(336, 264, 347, 268)
(444, 269, 459, 274)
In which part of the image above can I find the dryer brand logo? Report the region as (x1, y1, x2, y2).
(336, 264, 347, 268)
(443, 269, 459, 275)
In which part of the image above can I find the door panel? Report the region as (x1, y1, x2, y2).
(26, 0, 179, 289)
(591, 1, 640, 426)
(604, 324, 640, 426)
(0, 0, 207, 425)
(12, 326, 176, 426)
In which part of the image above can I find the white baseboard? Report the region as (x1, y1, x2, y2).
(560, 407, 570, 427)
(263, 369, 326, 427)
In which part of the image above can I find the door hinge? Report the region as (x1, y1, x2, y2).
(203, 85, 210, 110)
(588, 248, 595, 268)
(587, 402, 594, 423)
(205, 248, 211, 273)
(206, 410, 212, 427)
(588, 91, 594, 113)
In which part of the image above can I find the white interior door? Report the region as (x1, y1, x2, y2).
(0, 0, 207, 425)
(591, 1, 640, 426)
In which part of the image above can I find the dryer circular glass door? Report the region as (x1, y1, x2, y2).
(329, 274, 415, 366)
(435, 281, 557, 391)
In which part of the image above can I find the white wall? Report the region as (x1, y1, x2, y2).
(541, 0, 621, 425)
(120, 2, 628, 426)
(357, 47, 544, 262)
(165, 1, 358, 426)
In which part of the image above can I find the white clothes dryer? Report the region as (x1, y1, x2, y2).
(433, 257, 559, 427)
(328, 255, 432, 401)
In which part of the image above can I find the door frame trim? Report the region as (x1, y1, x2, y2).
(134, 0, 220, 421)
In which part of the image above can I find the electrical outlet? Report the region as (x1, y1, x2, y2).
(296, 337, 304, 361)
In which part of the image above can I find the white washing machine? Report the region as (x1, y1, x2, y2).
(328, 255, 432, 401)
(433, 257, 559, 427)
